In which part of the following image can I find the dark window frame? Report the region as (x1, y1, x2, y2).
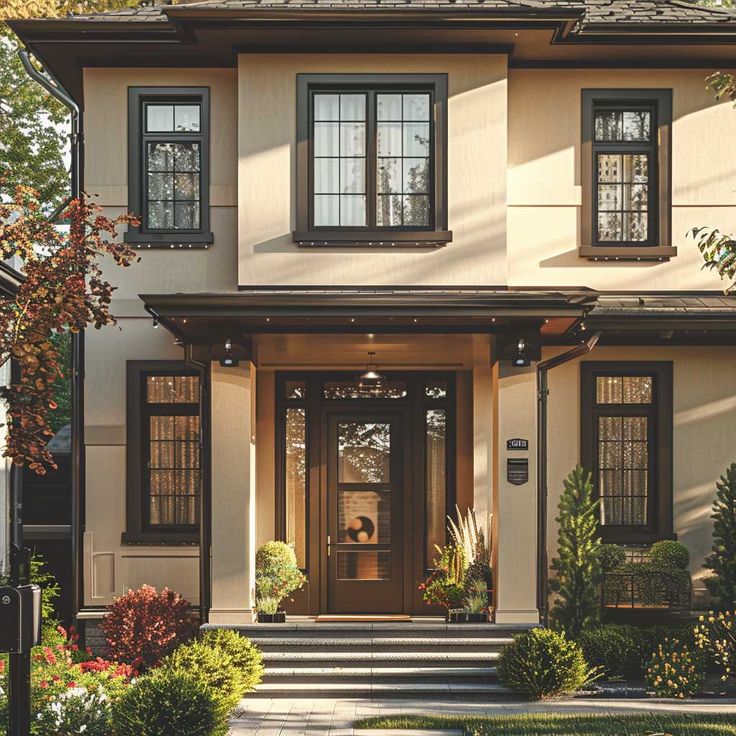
(581, 89, 674, 260)
(295, 74, 451, 247)
(123, 360, 207, 545)
(125, 87, 213, 249)
(581, 361, 674, 545)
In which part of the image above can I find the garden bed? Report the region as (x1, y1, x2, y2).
(355, 714, 736, 736)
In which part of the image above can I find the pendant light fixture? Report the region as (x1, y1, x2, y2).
(358, 351, 386, 393)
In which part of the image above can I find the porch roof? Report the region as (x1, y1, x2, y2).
(140, 287, 736, 348)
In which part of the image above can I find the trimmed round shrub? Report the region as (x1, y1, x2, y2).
(599, 544, 626, 573)
(649, 540, 690, 571)
(100, 586, 197, 669)
(200, 629, 264, 695)
(111, 668, 227, 736)
(255, 541, 306, 605)
(497, 628, 590, 699)
(577, 625, 641, 680)
(162, 639, 242, 710)
(645, 638, 704, 699)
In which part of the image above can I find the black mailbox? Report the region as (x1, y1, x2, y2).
(0, 584, 42, 653)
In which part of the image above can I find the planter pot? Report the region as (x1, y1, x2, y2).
(447, 610, 469, 624)
(466, 612, 487, 623)
(257, 610, 286, 623)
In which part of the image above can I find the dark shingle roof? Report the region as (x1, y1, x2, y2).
(65, 0, 736, 27)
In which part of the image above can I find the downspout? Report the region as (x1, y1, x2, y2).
(18, 50, 85, 621)
(185, 343, 211, 625)
(536, 330, 601, 627)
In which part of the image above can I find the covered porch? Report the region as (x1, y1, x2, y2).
(140, 286, 593, 625)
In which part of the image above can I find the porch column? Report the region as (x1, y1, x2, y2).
(472, 365, 495, 546)
(494, 364, 539, 624)
(209, 361, 257, 625)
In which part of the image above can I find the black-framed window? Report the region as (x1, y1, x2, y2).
(295, 74, 451, 247)
(125, 87, 213, 248)
(124, 361, 204, 545)
(581, 362, 673, 544)
(581, 90, 673, 258)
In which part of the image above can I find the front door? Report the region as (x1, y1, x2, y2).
(326, 412, 404, 613)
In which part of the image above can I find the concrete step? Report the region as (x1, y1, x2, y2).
(261, 650, 501, 664)
(254, 680, 516, 698)
(221, 622, 532, 638)
(251, 636, 512, 650)
(262, 665, 497, 679)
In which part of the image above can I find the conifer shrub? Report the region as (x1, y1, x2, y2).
(497, 628, 592, 699)
(645, 638, 705, 699)
(200, 629, 264, 696)
(162, 639, 242, 711)
(704, 464, 736, 610)
(100, 586, 197, 669)
(111, 668, 227, 736)
(549, 465, 602, 637)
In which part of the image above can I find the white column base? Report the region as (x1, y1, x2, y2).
(495, 609, 540, 625)
(208, 608, 256, 626)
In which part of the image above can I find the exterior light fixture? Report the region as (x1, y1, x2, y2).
(224, 337, 232, 354)
(152, 318, 158, 329)
(358, 351, 386, 394)
(512, 338, 531, 368)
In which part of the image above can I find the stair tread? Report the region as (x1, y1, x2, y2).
(255, 682, 513, 693)
(263, 666, 497, 676)
(262, 651, 500, 661)
(251, 637, 512, 647)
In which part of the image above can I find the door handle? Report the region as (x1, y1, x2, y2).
(327, 535, 331, 557)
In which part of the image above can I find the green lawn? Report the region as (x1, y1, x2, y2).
(355, 713, 736, 735)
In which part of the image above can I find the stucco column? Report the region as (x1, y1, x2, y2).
(472, 365, 495, 546)
(209, 361, 257, 625)
(494, 364, 539, 624)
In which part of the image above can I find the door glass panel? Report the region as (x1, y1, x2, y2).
(337, 551, 390, 580)
(324, 380, 407, 400)
(425, 409, 447, 568)
(338, 491, 390, 544)
(338, 422, 391, 483)
(285, 408, 307, 568)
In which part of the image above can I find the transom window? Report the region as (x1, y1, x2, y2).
(581, 363, 673, 544)
(125, 87, 213, 248)
(295, 75, 450, 247)
(581, 90, 672, 257)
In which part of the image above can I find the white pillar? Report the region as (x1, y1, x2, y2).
(209, 361, 257, 625)
(494, 364, 539, 624)
(472, 365, 495, 546)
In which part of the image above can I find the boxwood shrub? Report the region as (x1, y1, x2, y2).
(577, 624, 642, 680)
(497, 628, 591, 699)
(200, 629, 264, 696)
(112, 668, 228, 736)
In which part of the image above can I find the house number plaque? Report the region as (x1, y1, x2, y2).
(507, 438, 529, 451)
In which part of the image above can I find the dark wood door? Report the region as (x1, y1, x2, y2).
(326, 411, 404, 613)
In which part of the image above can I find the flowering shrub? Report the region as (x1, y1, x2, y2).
(645, 638, 705, 699)
(255, 542, 306, 610)
(34, 687, 111, 736)
(695, 610, 736, 685)
(100, 585, 197, 669)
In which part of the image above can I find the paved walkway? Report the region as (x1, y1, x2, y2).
(229, 696, 736, 736)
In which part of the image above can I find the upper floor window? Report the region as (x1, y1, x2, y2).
(295, 74, 451, 247)
(581, 362, 673, 544)
(125, 87, 213, 249)
(581, 90, 673, 259)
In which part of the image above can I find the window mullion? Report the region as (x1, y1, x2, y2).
(366, 91, 377, 229)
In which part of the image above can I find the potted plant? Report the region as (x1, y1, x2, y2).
(419, 543, 467, 620)
(465, 578, 488, 623)
(255, 541, 307, 623)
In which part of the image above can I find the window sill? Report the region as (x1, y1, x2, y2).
(124, 231, 214, 249)
(122, 531, 199, 546)
(600, 531, 677, 546)
(293, 230, 452, 248)
(580, 245, 677, 261)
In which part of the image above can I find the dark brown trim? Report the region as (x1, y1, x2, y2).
(124, 87, 213, 248)
(580, 361, 674, 545)
(295, 73, 449, 246)
(581, 89, 672, 255)
(123, 360, 206, 546)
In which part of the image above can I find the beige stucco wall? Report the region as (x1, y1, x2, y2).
(545, 346, 736, 605)
(508, 68, 736, 290)
(238, 54, 508, 286)
(81, 68, 238, 606)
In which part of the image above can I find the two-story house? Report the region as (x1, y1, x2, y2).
(9, 0, 736, 636)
